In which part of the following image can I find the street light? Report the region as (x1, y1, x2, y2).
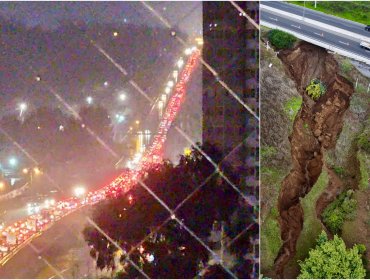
(0, 181, 5, 190)
(33, 167, 41, 175)
(23, 168, 29, 174)
(8, 157, 18, 167)
(135, 120, 140, 125)
(74, 186, 86, 197)
(19, 103, 27, 117)
(86, 96, 93, 105)
(118, 93, 126, 101)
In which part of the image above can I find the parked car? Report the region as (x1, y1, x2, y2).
(365, 25, 370, 31)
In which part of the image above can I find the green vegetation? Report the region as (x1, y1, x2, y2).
(261, 146, 278, 162)
(357, 152, 369, 190)
(260, 166, 286, 272)
(289, 1, 370, 25)
(340, 59, 354, 74)
(306, 79, 327, 100)
(298, 232, 366, 279)
(283, 96, 302, 121)
(268, 29, 297, 50)
(357, 129, 370, 153)
(333, 166, 345, 176)
(322, 190, 357, 234)
(295, 170, 328, 260)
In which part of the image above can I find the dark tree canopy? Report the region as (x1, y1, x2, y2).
(83, 143, 255, 278)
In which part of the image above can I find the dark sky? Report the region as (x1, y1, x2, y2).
(0, 1, 202, 37)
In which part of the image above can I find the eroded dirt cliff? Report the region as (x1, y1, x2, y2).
(274, 42, 354, 277)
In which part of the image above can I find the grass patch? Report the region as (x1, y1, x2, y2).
(288, 1, 370, 25)
(283, 96, 302, 121)
(357, 151, 369, 190)
(261, 166, 287, 274)
(295, 170, 328, 260)
(261, 207, 283, 272)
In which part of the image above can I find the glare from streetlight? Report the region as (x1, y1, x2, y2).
(167, 80, 174, 88)
(8, 157, 18, 167)
(86, 96, 93, 105)
(23, 168, 29, 174)
(177, 58, 184, 68)
(33, 167, 41, 175)
(74, 186, 86, 197)
(165, 87, 171, 94)
(184, 48, 192, 55)
(118, 93, 126, 101)
(135, 120, 140, 125)
(0, 182, 5, 190)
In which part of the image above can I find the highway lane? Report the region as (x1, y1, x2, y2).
(263, 1, 370, 37)
(261, 10, 370, 60)
(0, 208, 95, 279)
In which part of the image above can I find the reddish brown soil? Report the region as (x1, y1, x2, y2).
(274, 42, 354, 278)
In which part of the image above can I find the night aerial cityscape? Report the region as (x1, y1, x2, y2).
(0, 1, 259, 279)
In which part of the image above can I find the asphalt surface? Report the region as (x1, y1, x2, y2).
(0, 208, 95, 279)
(261, 9, 370, 60)
(263, 1, 369, 37)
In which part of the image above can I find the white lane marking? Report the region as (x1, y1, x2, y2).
(339, 41, 350, 46)
(269, 17, 278, 21)
(314, 32, 324, 37)
(291, 24, 301, 29)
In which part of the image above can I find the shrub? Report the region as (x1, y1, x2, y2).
(322, 190, 357, 234)
(306, 79, 326, 100)
(298, 232, 366, 279)
(268, 29, 297, 49)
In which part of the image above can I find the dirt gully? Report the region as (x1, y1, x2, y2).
(274, 42, 354, 278)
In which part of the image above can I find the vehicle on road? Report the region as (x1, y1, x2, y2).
(365, 25, 370, 31)
(360, 41, 370, 50)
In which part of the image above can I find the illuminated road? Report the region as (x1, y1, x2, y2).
(0, 209, 94, 279)
(0, 49, 200, 269)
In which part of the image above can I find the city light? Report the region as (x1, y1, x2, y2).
(184, 48, 192, 55)
(118, 93, 126, 101)
(167, 80, 174, 88)
(0, 181, 4, 190)
(22, 168, 29, 174)
(8, 157, 18, 167)
(74, 186, 86, 197)
(173, 70, 178, 81)
(113, 31, 118, 37)
(19, 103, 27, 111)
(165, 87, 171, 94)
(103, 81, 109, 87)
(115, 114, 125, 123)
(135, 120, 140, 125)
(33, 167, 41, 175)
(177, 58, 184, 68)
(86, 96, 93, 105)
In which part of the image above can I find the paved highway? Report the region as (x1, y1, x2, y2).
(0, 209, 95, 279)
(261, 2, 370, 63)
(262, 2, 370, 38)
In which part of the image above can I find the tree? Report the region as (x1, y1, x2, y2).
(298, 232, 366, 279)
(83, 143, 245, 278)
(268, 29, 296, 49)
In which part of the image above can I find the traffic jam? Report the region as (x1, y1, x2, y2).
(0, 49, 200, 266)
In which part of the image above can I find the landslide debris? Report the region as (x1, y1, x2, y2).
(274, 42, 354, 278)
